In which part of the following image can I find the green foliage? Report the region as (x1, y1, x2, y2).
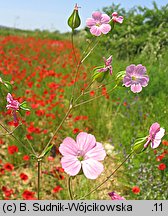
(95, 1, 168, 61)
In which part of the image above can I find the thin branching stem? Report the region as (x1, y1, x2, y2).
(41, 105, 72, 156)
(74, 84, 118, 108)
(0, 122, 32, 154)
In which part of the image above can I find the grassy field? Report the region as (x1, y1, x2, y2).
(0, 3, 168, 200)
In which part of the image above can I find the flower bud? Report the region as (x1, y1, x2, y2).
(68, 4, 81, 30)
(0, 77, 12, 92)
(20, 101, 30, 111)
(132, 137, 148, 154)
(92, 66, 108, 83)
(115, 71, 126, 81)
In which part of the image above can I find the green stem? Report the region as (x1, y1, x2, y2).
(41, 105, 72, 156)
(70, 37, 99, 104)
(80, 40, 99, 64)
(74, 84, 118, 108)
(68, 176, 73, 200)
(71, 30, 78, 64)
(79, 151, 134, 200)
(37, 158, 41, 200)
(0, 122, 32, 154)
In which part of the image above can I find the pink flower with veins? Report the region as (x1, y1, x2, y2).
(6, 93, 20, 123)
(123, 64, 149, 93)
(108, 191, 125, 200)
(59, 132, 106, 179)
(98, 55, 113, 75)
(86, 11, 111, 36)
(112, 12, 124, 24)
(144, 122, 165, 149)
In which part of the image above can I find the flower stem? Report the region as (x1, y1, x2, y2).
(70, 37, 99, 104)
(0, 122, 32, 154)
(71, 30, 78, 64)
(41, 105, 72, 156)
(80, 40, 99, 64)
(79, 151, 134, 200)
(74, 84, 118, 108)
(37, 158, 41, 200)
(68, 176, 73, 200)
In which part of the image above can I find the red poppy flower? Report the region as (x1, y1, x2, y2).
(22, 190, 36, 200)
(20, 173, 28, 181)
(132, 186, 140, 194)
(162, 140, 168, 146)
(2, 186, 13, 198)
(52, 186, 63, 193)
(3, 163, 14, 171)
(8, 145, 18, 154)
(156, 153, 165, 161)
(73, 128, 80, 134)
(23, 155, 30, 161)
(158, 163, 166, 171)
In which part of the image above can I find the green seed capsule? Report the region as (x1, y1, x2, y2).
(68, 4, 81, 30)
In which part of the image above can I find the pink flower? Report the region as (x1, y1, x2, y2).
(144, 122, 165, 149)
(98, 56, 113, 75)
(112, 12, 124, 24)
(6, 93, 20, 123)
(123, 64, 149, 93)
(86, 11, 111, 36)
(108, 191, 125, 200)
(59, 132, 106, 179)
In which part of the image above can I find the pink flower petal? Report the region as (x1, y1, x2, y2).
(101, 14, 110, 24)
(155, 128, 165, 140)
(97, 67, 108, 72)
(109, 66, 113, 75)
(85, 142, 106, 161)
(99, 24, 111, 34)
(123, 76, 132, 87)
(112, 12, 118, 17)
(135, 64, 146, 76)
(131, 83, 142, 93)
(106, 56, 112, 66)
(61, 156, 81, 176)
(151, 139, 162, 149)
(86, 18, 96, 28)
(108, 191, 125, 200)
(76, 132, 96, 155)
(7, 93, 13, 103)
(92, 11, 102, 20)
(149, 122, 160, 135)
(81, 158, 104, 179)
(90, 26, 102, 36)
(126, 64, 136, 76)
(139, 76, 149, 87)
(59, 137, 79, 156)
(116, 16, 124, 24)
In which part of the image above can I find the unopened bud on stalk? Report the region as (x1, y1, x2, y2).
(68, 4, 81, 30)
(92, 66, 108, 83)
(132, 137, 148, 154)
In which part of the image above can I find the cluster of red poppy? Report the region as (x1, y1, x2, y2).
(0, 35, 100, 143)
(154, 139, 168, 171)
(0, 35, 87, 199)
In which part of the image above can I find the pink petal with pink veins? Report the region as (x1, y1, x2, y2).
(61, 156, 81, 176)
(81, 158, 104, 179)
(59, 137, 79, 156)
(76, 132, 96, 155)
